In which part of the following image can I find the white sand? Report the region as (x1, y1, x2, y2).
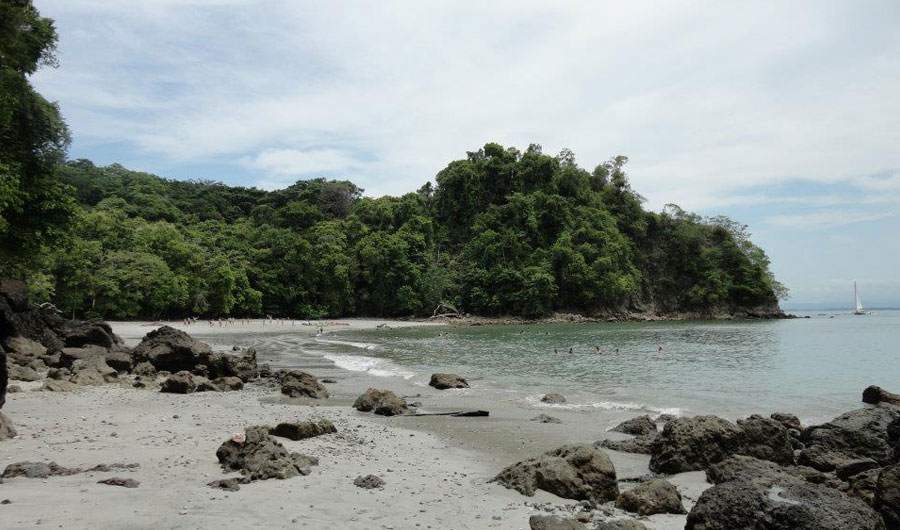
(1, 321, 707, 529)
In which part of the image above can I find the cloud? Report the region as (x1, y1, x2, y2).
(765, 210, 897, 229)
(240, 148, 361, 189)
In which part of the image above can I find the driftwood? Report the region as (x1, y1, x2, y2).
(410, 410, 489, 417)
(430, 302, 461, 319)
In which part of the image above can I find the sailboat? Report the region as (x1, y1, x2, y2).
(853, 281, 869, 315)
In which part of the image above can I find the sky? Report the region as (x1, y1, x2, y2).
(31, 0, 900, 309)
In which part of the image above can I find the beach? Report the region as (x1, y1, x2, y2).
(1, 319, 709, 530)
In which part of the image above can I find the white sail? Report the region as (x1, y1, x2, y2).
(854, 282, 865, 313)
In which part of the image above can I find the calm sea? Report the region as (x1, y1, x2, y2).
(298, 310, 900, 425)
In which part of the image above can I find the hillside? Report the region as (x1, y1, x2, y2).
(31, 144, 785, 320)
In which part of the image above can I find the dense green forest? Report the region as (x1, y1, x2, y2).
(0, 0, 786, 320)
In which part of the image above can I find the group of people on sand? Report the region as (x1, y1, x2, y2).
(555, 345, 664, 355)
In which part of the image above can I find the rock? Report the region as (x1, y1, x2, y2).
(208, 478, 242, 491)
(130, 326, 225, 376)
(875, 463, 900, 529)
(649, 415, 745, 474)
(541, 393, 566, 404)
(800, 405, 900, 471)
(269, 420, 336, 441)
(528, 514, 585, 529)
(0, 346, 6, 409)
(98, 477, 139, 488)
(60, 321, 121, 349)
(353, 388, 408, 416)
(221, 347, 257, 382)
(616, 478, 686, 515)
(132, 362, 157, 377)
(737, 414, 795, 465)
(281, 371, 328, 399)
(132, 376, 157, 390)
(655, 413, 678, 424)
(493, 444, 618, 503)
(69, 358, 117, 386)
(193, 376, 221, 392)
(59, 345, 129, 372)
(2, 462, 79, 478)
(7, 385, 20, 393)
(215, 425, 318, 481)
(685, 475, 886, 530)
(353, 474, 385, 489)
(40, 379, 76, 392)
(706, 455, 805, 485)
(213, 376, 243, 391)
(863, 386, 900, 406)
(3, 336, 47, 358)
(772, 411, 803, 432)
(846, 468, 880, 507)
(0, 411, 15, 440)
(428, 373, 469, 390)
(7, 363, 40, 382)
(160, 371, 197, 394)
(836, 458, 881, 481)
(611, 415, 657, 436)
(600, 435, 657, 455)
(531, 414, 562, 424)
(595, 520, 647, 530)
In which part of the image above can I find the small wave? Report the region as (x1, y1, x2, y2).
(323, 353, 415, 379)
(525, 395, 681, 416)
(316, 338, 379, 350)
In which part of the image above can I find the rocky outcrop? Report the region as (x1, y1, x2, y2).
(649, 415, 745, 474)
(269, 419, 336, 441)
(353, 388, 408, 416)
(159, 371, 220, 393)
(875, 464, 900, 529)
(2, 461, 80, 478)
(737, 414, 796, 465)
(600, 435, 657, 455)
(131, 326, 218, 375)
(772, 411, 803, 432)
(616, 478, 686, 515)
(863, 386, 900, 407)
(216, 426, 318, 481)
(213, 376, 243, 391)
(611, 415, 656, 436)
(595, 521, 647, 530)
(529, 515, 585, 530)
(281, 371, 328, 399)
(799, 405, 900, 472)
(222, 347, 257, 382)
(7, 363, 40, 382)
(493, 444, 618, 503)
(541, 393, 566, 404)
(428, 373, 469, 390)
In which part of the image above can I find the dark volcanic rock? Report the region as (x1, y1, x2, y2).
(222, 347, 257, 382)
(160, 371, 197, 394)
(595, 521, 647, 530)
(353, 474, 385, 489)
(353, 388, 408, 416)
(7, 363, 40, 382)
(600, 435, 657, 455)
(685, 475, 886, 530)
(69, 357, 117, 386)
(131, 326, 222, 375)
(541, 393, 566, 404)
(428, 372, 469, 390)
(772, 411, 803, 432)
(863, 386, 900, 407)
(60, 321, 121, 349)
(269, 419, 336, 441)
(98, 477, 139, 488)
(737, 414, 796, 465)
(616, 478, 686, 515)
(493, 444, 618, 503)
(611, 415, 657, 436)
(216, 426, 318, 481)
(281, 371, 328, 399)
(876, 464, 900, 529)
(213, 376, 243, 391)
(208, 478, 243, 491)
(531, 413, 563, 424)
(0, 411, 15, 440)
(529, 514, 585, 530)
(649, 415, 745, 474)
(132, 362, 157, 377)
(2, 461, 79, 478)
(706, 455, 806, 485)
(40, 379, 76, 392)
(799, 405, 900, 471)
(847, 468, 881, 507)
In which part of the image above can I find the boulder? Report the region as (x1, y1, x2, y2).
(0, 346, 6, 409)
(706, 455, 806, 485)
(208, 478, 242, 491)
(58, 345, 130, 372)
(611, 415, 656, 436)
(737, 414, 795, 465)
(132, 362, 157, 377)
(799, 405, 900, 471)
(595, 521, 647, 530)
(875, 464, 900, 529)
(863, 386, 900, 407)
(2, 461, 79, 478)
(529, 515, 585, 530)
(8, 363, 40, 382)
(846, 468, 881, 507)
(600, 435, 657, 455)
(649, 415, 745, 474)
(40, 379, 77, 392)
(532, 414, 563, 424)
(69, 358, 117, 386)
(194, 376, 221, 392)
(685, 475, 886, 530)
(160, 371, 197, 394)
(222, 347, 257, 382)
(772, 411, 803, 432)
(353, 474, 385, 489)
(46, 367, 70, 380)
(215, 425, 318, 481)
(0, 411, 15, 440)
(59, 321, 121, 349)
(281, 371, 328, 399)
(836, 458, 881, 481)
(541, 393, 566, 404)
(269, 420, 336, 441)
(3, 336, 47, 358)
(353, 388, 408, 416)
(493, 444, 619, 503)
(130, 326, 224, 376)
(213, 376, 243, 391)
(616, 478, 686, 515)
(428, 373, 469, 390)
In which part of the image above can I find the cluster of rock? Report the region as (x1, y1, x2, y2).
(593, 388, 900, 529)
(353, 388, 409, 416)
(216, 425, 319, 483)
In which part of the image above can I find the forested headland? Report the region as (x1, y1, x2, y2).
(0, 1, 786, 321)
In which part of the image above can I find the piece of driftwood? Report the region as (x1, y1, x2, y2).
(410, 410, 489, 417)
(430, 302, 461, 319)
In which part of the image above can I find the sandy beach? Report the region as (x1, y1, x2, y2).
(2, 320, 709, 530)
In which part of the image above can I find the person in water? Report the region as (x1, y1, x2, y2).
(595, 346, 602, 355)
(554, 348, 559, 355)
(657, 345, 663, 353)
(615, 348, 620, 355)
(568, 347, 573, 355)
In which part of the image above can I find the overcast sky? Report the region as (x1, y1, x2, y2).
(32, 0, 900, 308)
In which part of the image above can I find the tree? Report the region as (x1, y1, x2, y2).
(0, 0, 75, 277)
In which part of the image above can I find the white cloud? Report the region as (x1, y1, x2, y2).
(765, 210, 897, 229)
(240, 148, 360, 189)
